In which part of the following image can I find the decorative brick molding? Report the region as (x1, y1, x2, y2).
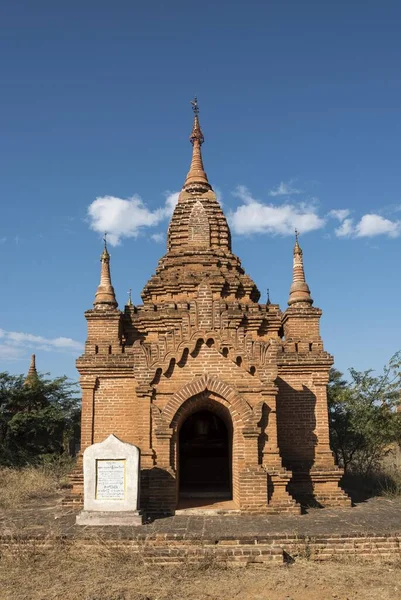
(161, 374, 253, 428)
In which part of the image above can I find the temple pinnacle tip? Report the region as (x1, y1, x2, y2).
(183, 98, 211, 193)
(288, 236, 313, 306)
(24, 353, 39, 385)
(94, 240, 118, 309)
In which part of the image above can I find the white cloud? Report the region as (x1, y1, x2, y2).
(229, 185, 325, 236)
(213, 186, 223, 206)
(0, 329, 84, 358)
(0, 344, 25, 361)
(87, 184, 401, 244)
(335, 218, 355, 238)
(87, 191, 179, 246)
(150, 233, 165, 243)
(162, 191, 180, 217)
(328, 209, 350, 222)
(268, 181, 302, 197)
(333, 213, 401, 239)
(355, 214, 400, 238)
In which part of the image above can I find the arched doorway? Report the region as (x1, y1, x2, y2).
(179, 409, 232, 500)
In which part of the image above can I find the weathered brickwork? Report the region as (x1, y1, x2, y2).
(68, 105, 350, 515)
(2, 534, 401, 566)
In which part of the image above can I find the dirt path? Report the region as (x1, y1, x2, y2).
(0, 547, 400, 600)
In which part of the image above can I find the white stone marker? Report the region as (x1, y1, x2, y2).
(76, 434, 143, 526)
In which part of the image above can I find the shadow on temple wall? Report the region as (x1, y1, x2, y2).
(276, 378, 321, 509)
(257, 402, 270, 465)
(140, 467, 176, 520)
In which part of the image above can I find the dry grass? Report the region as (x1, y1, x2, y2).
(0, 466, 60, 509)
(380, 446, 401, 498)
(342, 445, 401, 502)
(0, 542, 401, 600)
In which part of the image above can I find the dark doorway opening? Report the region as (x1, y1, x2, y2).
(179, 410, 231, 499)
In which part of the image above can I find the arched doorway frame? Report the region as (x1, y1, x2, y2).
(160, 374, 255, 507)
(174, 393, 233, 501)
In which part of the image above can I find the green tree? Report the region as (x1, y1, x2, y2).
(0, 371, 80, 466)
(328, 352, 401, 475)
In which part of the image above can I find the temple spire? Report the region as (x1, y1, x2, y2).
(288, 230, 313, 306)
(183, 98, 212, 193)
(93, 234, 118, 310)
(24, 354, 39, 386)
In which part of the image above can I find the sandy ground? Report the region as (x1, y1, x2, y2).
(0, 545, 400, 600)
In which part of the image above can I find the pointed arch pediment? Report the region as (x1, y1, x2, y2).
(161, 374, 253, 428)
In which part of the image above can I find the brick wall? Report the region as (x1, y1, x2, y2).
(276, 375, 317, 468)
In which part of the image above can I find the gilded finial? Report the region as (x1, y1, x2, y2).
(127, 288, 133, 307)
(190, 97, 199, 116)
(266, 288, 271, 306)
(101, 232, 110, 260)
(183, 97, 210, 192)
(189, 97, 204, 145)
(294, 228, 302, 254)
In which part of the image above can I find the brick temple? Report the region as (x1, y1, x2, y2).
(70, 102, 350, 515)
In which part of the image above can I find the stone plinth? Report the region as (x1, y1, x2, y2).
(76, 510, 142, 526)
(76, 434, 143, 526)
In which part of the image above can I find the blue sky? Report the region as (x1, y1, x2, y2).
(1, 0, 401, 382)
